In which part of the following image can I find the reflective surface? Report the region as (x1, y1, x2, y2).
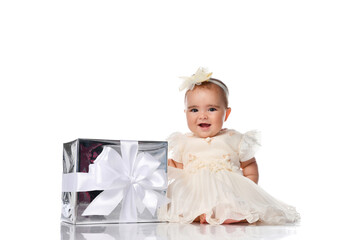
(61, 222, 300, 240)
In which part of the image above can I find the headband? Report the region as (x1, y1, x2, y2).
(179, 67, 229, 97)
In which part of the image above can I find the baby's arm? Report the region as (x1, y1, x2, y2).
(240, 158, 259, 184)
(168, 159, 183, 169)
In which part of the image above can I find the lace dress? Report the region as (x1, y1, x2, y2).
(158, 129, 300, 224)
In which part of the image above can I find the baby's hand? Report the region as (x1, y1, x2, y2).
(168, 159, 184, 169)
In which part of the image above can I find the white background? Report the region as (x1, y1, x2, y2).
(1, 0, 336, 239)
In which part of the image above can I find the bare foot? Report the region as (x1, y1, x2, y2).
(193, 215, 200, 222)
(200, 214, 207, 224)
(193, 214, 208, 224)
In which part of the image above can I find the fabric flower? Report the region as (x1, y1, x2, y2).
(179, 67, 213, 91)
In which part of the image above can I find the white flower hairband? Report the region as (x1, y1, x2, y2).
(179, 67, 229, 97)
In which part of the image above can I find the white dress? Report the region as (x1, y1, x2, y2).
(158, 129, 300, 225)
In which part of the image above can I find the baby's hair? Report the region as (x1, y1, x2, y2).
(185, 78, 229, 108)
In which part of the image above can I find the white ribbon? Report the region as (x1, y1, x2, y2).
(62, 141, 168, 222)
(179, 67, 229, 98)
(179, 67, 213, 91)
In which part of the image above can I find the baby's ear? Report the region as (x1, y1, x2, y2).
(224, 108, 231, 121)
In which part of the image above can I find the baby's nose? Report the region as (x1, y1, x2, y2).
(199, 112, 208, 119)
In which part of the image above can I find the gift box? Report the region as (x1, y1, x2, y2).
(61, 138, 168, 224)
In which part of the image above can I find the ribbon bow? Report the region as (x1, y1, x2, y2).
(62, 141, 168, 222)
(179, 67, 213, 91)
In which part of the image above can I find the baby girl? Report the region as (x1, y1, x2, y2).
(158, 68, 299, 225)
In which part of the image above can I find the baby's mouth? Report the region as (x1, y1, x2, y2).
(198, 123, 211, 128)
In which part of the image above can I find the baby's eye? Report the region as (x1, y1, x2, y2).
(190, 108, 198, 113)
(208, 108, 217, 112)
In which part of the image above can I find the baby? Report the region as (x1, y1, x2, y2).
(158, 68, 299, 225)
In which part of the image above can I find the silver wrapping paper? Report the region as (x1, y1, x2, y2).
(61, 139, 168, 224)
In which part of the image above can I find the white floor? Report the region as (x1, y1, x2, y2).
(60, 221, 326, 240)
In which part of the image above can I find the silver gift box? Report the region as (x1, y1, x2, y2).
(61, 138, 168, 224)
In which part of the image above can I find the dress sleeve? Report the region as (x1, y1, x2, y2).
(167, 132, 184, 163)
(239, 130, 261, 162)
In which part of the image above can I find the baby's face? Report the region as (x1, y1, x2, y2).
(185, 86, 226, 138)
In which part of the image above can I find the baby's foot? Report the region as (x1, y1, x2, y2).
(200, 214, 207, 224)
